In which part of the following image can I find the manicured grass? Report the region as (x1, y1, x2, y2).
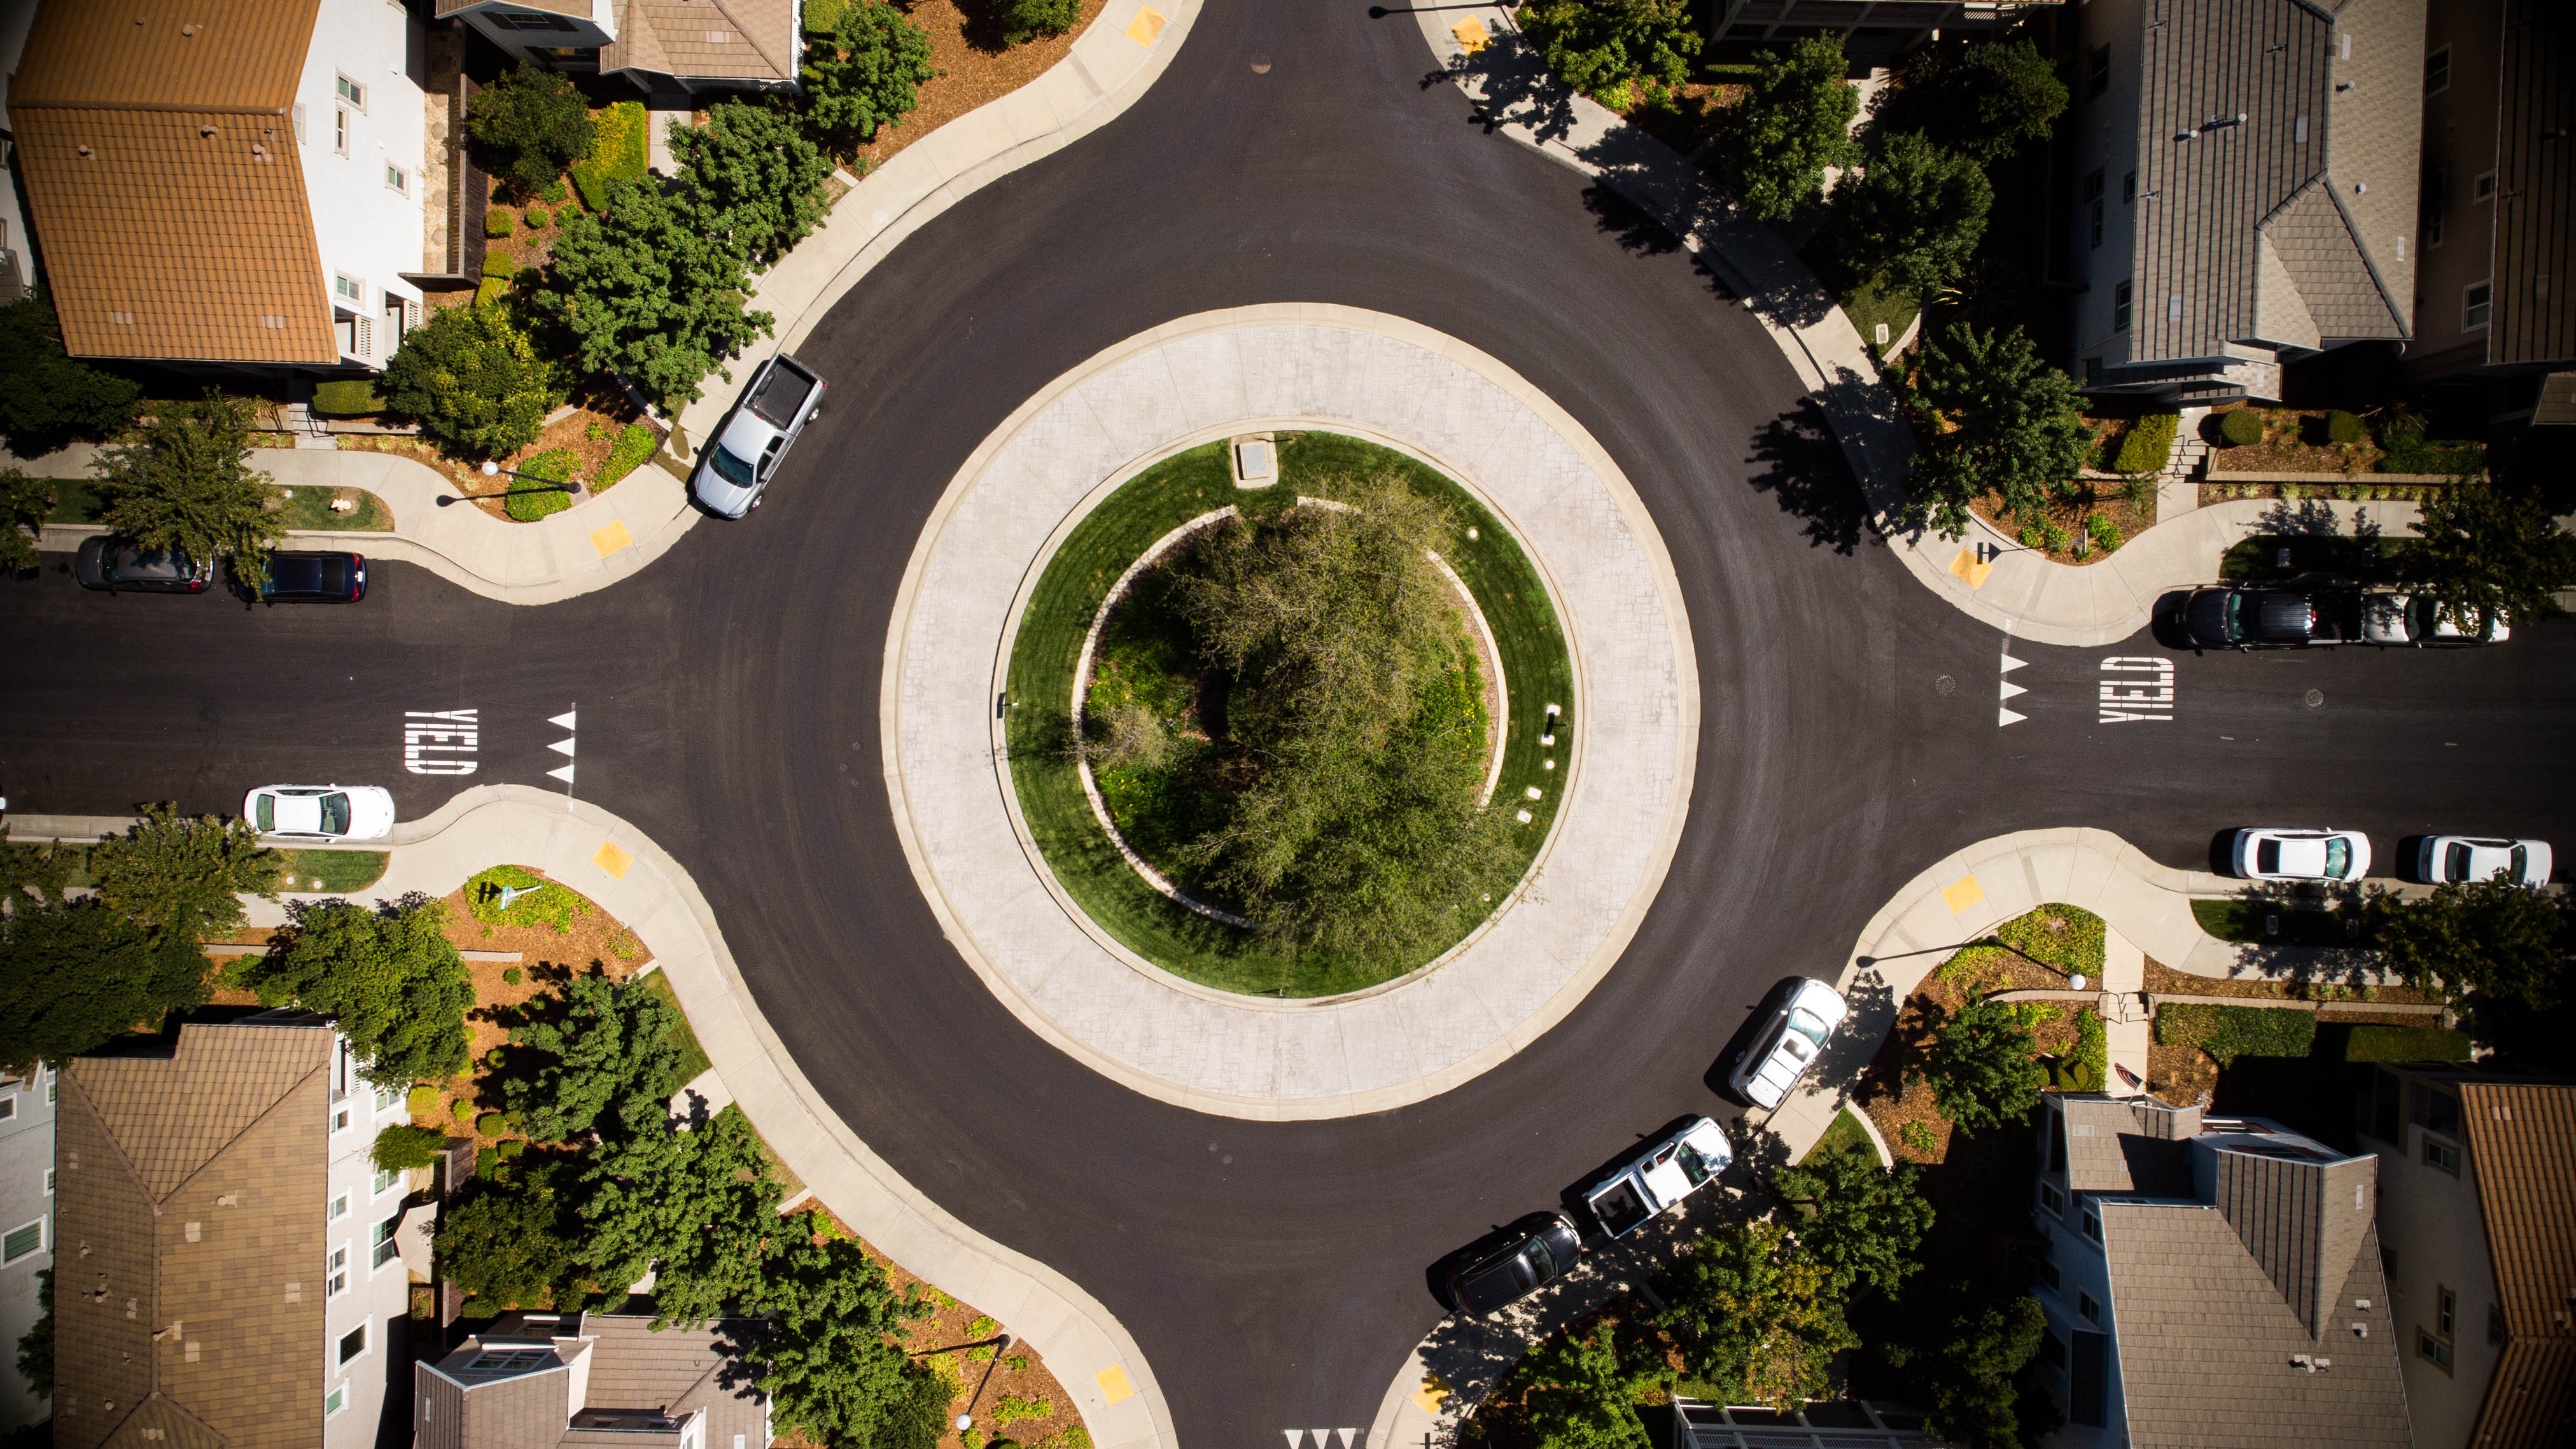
(43, 475, 104, 524)
(277, 486, 393, 532)
(1839, 275, 1919, 360)
(590, 423, 659, 494)
(276, 848, 388, 892)
(2344, 1024, 2469, 1062)
(1004, 433, 1574, 997)
(2191, 897, 2371, 948)
(1800, 1107, 1879, 1165)
(634, 968, 713, 1089)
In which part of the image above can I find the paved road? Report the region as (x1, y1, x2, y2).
(6, 4, 2573, 1442)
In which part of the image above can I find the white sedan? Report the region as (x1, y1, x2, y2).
(243, 785, 396, 842)
(2230, 827, 2370, 882)
(2360, 594, 2510, 647)
(1729, 977, 1849, 1109)
(2417, 836, 2552, 887)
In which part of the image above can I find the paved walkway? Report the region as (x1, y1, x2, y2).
(1412, 12, 2426, 648)
(888, 304, 1698, 1120)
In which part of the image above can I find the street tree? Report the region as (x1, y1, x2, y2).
(435, 1158, 589, 1310)
(467, 64, 597, 197)
(0, 899, 211, 1074)
(1877, 38, 2068, 164)
(1657, 1219, 1857, 1410)
(1516, 1321, 1656, 1449)
(580, 1100, 784, 1327)
(2396, 480, 2576, 638)
(0, 288, 140, 458)
(370, 1124, 451, 1172)
(90, 393, 287, 577)
(1770, 1147, 1935, 1298)
(1828, 132, 1991, 297)
(802, 3, 938, 146)
(1882, 1291, 2050, 1449)
(1518, 0, 1702, 111)
(1, 468, 55, 574)
(760, 1221, 950, 1449)
(88, 802, 279, 941)
(674, 102, 836, 270)
(229, 893, 474, 1085)
(1709, 36, 1861, 221)
(1914, 996, 2045, 1134)
(1901, 323, 2090, 538)
(381, 304, 566, 459)
(2369, 880, 2567, 1011)
(539, 178, 774, 409)
(506, 974, 687, 1143)
(989, 0, 1082, 45)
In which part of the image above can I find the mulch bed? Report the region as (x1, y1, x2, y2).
(1856, 941, 2088, 1166)
(336, 400, 658, 523)
(848, 0, 1112, 174)
(2138, 960, 2435, 1005)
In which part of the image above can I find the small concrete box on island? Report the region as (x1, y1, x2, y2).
(1230, 433, 1278, 488)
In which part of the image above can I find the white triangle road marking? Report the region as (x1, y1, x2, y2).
(2000, 654, 2029, 673)
(1999, 706, 2027, 727)
(1282, 1432, 1303, 1449)
(547, 762, 575, 784)
(1337, 1430, 1359, 1449)
(549, 738, 576, 757)
(549, 709, 578, 731)
(2001, 680, 2027, 701)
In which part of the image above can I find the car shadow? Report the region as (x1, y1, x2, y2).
(2206, 830, 2238, 876)
(2149, 591, 2199, 650)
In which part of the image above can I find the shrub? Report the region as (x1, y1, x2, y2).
(502, 965, 523, 984)
(2113, 412, 2179, 473)
(474, 277, 509, 308)
(541, 179, 568, 204)
(571, 101, 648, 211)
(382, 305, 564, 459)
(990, 0, 1080, 44)
(2379, 433, 2485, 476)
(2344, 1024, 2472, 1062)
(485, 209, 515, 239)
(2042, 519, 2071, 552)
(476, 1111, 506, 1135)
(1996, 904, 2106, 974)
(497, 1137, 527, 1159)
(453, 1096, 476, 1120)
(468, 65, 596, 197)
(2086, 513, 2123, 553)
(480, 248, 515, 279)
(523, 206, 550, 230)
(504, 449, 578, 521)
(592, 422, 660, 493)
(466, 864, 594, 928)
(1517, 0, 1700, 111)
(2326, 409, 2367, 444)
(0, 286, 143, 456)
(475, 1145, 500, 1174)
(802, 3, 938, 144)
(372, 1123, 449, 1172)
(2218, 408, 2264, 447)
(407, 1084, 444, 1117)
(2153, 1003, 2316, 1066)
(309, 380, 384, 417)
(1917, 997, 2046, 1133)
(991, 1398, 1052, 1428)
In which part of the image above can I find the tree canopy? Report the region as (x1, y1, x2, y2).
(1710, 36, 1861, 221)
(1518, 0, 1702, 111)
(580, 1100, 785, 1327)
(1876, 38, 2068, 164)
(0, 899, 210, 1074)
(89, 803, 279, 941)
(227, 893, 474, 1085)
(1, 468, 56, 575)
(1914, 996, 2045, 1134)
(1828, 131, 1991, 297)
(802, 3, 938, 145)
(760, 1222, 950, 1449)
(673, 102, 836, 270)
(2395, 481, 2576, 638)
(506, 973, 688, 1143)
(434, 1157, 589, 1310)
(1882, 1291, 2052, 1449)
(381, 304, 566, 459)
(1515, 1321, 1659, 1449)
(1656, 1219, 1857, 1410)
(1770, 1147, 1935, 1298)
(1900, 323, 2090, 538)
(2369, 880, 2567, 1011)
(90, 393, 287, 577)
(0, 288, 141, 458)
(538, 176, 775, 409)
(468, 64, 597, 197)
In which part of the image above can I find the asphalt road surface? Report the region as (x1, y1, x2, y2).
(6, 5, 2572, 1442)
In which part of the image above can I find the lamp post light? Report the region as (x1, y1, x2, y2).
(955, 1333, 1016, 1434)
(435, 459, 580, 507)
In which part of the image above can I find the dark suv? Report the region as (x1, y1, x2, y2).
(258, 550, 367, 603)
(1443, 1212, 1583, 1317)
(2177, 587, 2335, 650)
(72, 536, 214, 593)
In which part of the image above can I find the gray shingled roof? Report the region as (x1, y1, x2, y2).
(2059, 1096, 2201, 1195)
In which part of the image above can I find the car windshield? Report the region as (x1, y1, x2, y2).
(2447, 843, 2472, 881)
(321, 793, 351, 835)
(1524, 1236, 1556, 1280)
(2225, 591, 2243, 637)
(2510, 845, 2528, 879)
(2324, 839, 2351, 877)
(710, 444, 758, 486)
(2257, 839, 2282, 874)
(1674, 1142, 1718, 1188)
(255, 794, 274, 831)
(1787, 1007, 1830, 1046)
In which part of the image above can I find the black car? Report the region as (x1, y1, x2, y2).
(1444, 1212, 1583, 1317)
(259, 550, 366, 603)
(2178, 586, 2325, 649)
(71, 536, 214, 594)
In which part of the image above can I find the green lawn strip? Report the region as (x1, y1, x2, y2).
(1837, 275, 1919, 360)
(277, 486, 393, 532)
(276, 848, 389, 892)
(1799, 1107, 1879, 1165)
(633, 968, 714, 1089)
(2343, 1024, 2470, 1062)
(1002, 433, 1574, 997)
(2154, 1002, 2316, 1065)
(589, 423, 659, 494)
(2190, 897, 2370, 948)
(43, 475, 105, 525)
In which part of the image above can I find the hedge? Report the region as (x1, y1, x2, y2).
(2378, 433, 2484, 477)
(484, 209, 514, 239)
(503, 447, 578, 522)
(571, 101, 648, 211)
(481, 248, 516, 279)
(2345, 1024, 2472, 1063)
(2218, 408, 2264, 447)
(2154, 1003, 2316, 1065)
(474, 276, 508, 308)
(592, 422, 659, 494)
(310, 380, 384, 417)
(2113, 412, 2179, 474)
(2326, 409, 2367, 444)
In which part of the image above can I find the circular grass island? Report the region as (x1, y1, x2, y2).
(1004, 433, 1574, 998)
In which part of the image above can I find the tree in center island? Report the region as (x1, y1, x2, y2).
(226, 892, 473, 1086)
(1710, 36, 1861, 221)
(1516, 0, 1702, 111)
(89, 392, 288, 581)
(1899, 323, 2090, 539)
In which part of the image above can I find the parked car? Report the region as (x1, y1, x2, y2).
(242, 785, 396, 841)
(71, 536, 213, 594)
(1583, 1117, 1732, 1240)
(2360, 593, 2510, 646)
(2230, 827, 2370, 882)
(1444, 1212, 1583, 1318)
(2416, 836, 2552, 887)
(1728, 978, 1851, 1109)
(690, 353, 825, 518)
(2176, 587, 2358, 650)
(258, 550, 366, 603)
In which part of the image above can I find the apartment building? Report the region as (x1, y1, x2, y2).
(51, 1012, 421, 1449)
(2062, 0, 2424, 404)
(414, 1310, 772, 1448)
(0, 1067, 56, 1434)
(2361, 1065, 2576, 1449)
(2024, 1093, 2412, 1447)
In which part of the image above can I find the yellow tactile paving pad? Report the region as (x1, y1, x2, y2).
(1413, 1373, 1452, 1413)
(592, 839, 635, 879)
(1126, 4, 1165, 44)
(1095, 1363, 1136, 1404)
(1941, 873, 1985, 913)
(591, 519, 634, 558)
(1948, 547, 1993, 589)
(1451, 18, 1490, 52)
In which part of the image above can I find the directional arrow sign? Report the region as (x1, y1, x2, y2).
(547, 762, 575, 784)
(548, 737, 576, 757)
(549, 709, 577, 731)
(1999, 706, 2027, 727)
(2001, 679, 2028, 701)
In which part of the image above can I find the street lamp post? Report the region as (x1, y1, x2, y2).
(435, 459, 580, 508)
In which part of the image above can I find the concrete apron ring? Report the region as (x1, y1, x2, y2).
(881, 305, 1698, 1121)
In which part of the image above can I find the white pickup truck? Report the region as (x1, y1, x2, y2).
(1583, 1117, 1733, 1239)
(690, 353, 825, 518)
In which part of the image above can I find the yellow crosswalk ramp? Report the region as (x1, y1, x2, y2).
(591, 519, 635, 558)
(1948, 547, 1993, 589)
(1413, 1373, 1452, 1413)
(1941, 873, 1985, 913)
(1452, 18, 1490, 52)
(1095, 1363, 1137, 1405)
(1126, 4, 1165, 44)
(593, 839, 635, 879)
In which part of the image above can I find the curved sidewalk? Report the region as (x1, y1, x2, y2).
(279, 784, 1180, 1449)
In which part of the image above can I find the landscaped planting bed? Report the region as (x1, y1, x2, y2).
(1004, 432, 1574, 997)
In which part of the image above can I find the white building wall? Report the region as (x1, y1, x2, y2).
(0, 0, 40, 298)
(2068, 0, 2147, 381)
(2031, 1205, 2127, 1449)
(323, 1039, 416, 1448)
(295, 0, 428, 372)
(2365, 1100, 2497, 1449)
(0, 1068, 56, 1432)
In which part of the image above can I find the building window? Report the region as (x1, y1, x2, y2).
(2475, 171, 2496, 202)
(386, 163, 407, 195)
(2038, 1182, 2064, 1215)
(2, 1218, 44, 1264)
(332, 1103, 352, 1133)
(2082, 1211, 2101, 1243)
(2087, 45, 2110, 100)
(2424, 46, 2450, 95)
(2465, 283, 2492, 330)
(2425, 1135, 2461, 1173)
(43, 1170, 53, 1196)
(339, 1320, 369, 1366)
(2122, 171, 2136, 204)
(2070, 1332, 2110, 1426)
(373, 1084, 398, 1114)
(325, 1385, 347, 1418)
(2418, 1328, 2453, 1371)
(334, 274, 363, 307)
(2113, 279, 2134, 332)
(494, 10, 578, 29)
(2085, 169, 2106, 248)
(335, 106, 350, 157)
(2439, 1286, 2456, 1338)
(372, 1214, 402, 1270)
(0, 1098, 13, 1121)
(2037, 1257, 2062, 1290)
(2078, 1291, 2101, 1326)
(336, 74, 367, 111)
(326, 1243, 350, 1298)
(328, 1190, 350, 1223)
(374, 1165, 398, 1196)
